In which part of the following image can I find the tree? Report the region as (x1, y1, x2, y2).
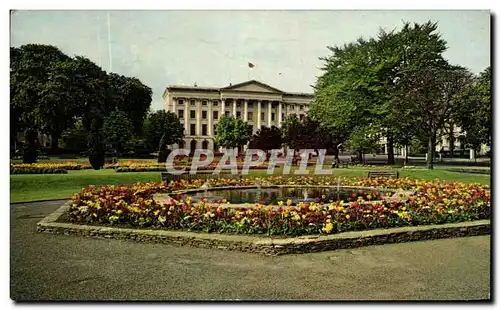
(103, 110, 134, 155)
(10, 44, 72, 161)
(215, 115, 251, 150)
(452, 66, 491, 154)
(143, 110, 184, 162)
(393, 63, 474, 168)
(248, 126, 282, 154)
(68, 56, 109, 168)
(281, 114, 302, 152)
(108, 73, 153, 136)
(60, 119, 88, 152)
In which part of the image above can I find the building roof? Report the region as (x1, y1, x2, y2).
(164, 79, 313, 98)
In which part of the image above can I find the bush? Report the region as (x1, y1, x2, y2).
(87, 122, 105, 170)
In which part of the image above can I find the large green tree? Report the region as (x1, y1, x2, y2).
(103, 110, 134, 155)
(143, 110, 184, 162)
(215, 115, 251, 150)
(108, 73, 153, 136)
(312, 21, 465, 168)
(452, 66, 491, 154)
(248, 126, 282, 154)
(10, 44, 72, 161)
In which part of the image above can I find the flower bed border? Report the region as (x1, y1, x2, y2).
(37, 201, 491, 256)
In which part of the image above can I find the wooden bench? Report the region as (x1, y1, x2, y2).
(367, 171, 399, 179)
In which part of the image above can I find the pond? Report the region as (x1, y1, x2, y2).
(179, 186, 394, 205)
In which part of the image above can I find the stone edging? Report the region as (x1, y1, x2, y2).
(37, 201, 491, 256)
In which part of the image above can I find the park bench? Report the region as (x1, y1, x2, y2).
(367, 171, 399, 179)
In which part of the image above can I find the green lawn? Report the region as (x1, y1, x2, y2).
(10, 167, 490, 203)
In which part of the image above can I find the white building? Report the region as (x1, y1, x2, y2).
(162, 80, 313, 152)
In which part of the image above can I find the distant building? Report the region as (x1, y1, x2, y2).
(162, 80, 313, 152)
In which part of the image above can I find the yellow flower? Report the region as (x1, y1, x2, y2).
(154, 210, 160, 216)
(287, 199, 292, 206)
(278, 201, 284, 207)
(345, 214, 350, 219)
(322, 222, 334, 233)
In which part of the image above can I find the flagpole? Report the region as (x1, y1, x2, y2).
(107, 11, 113, 72)
(96, 15, 102, 67)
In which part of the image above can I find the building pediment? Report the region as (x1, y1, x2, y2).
(221, 80, 284, 94)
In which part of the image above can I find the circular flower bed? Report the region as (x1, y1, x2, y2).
(66, 176, 490, 236)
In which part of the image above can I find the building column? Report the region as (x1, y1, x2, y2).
(184, 99, 189, 136)
(267, 101, 272, 126)
(172, 98, 177, 113)
(257, 100, 262, 129)
(196, 100, 202, 136)
(221, 99, 226, 117)
(208, 99, 213, 136)
(278, 101, 283, 126)
(232, 99, 237, 117)
(243, 99, 248, 122)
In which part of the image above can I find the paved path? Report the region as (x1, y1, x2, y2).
(11, 200, 491, 301)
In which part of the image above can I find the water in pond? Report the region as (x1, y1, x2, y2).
(181, 187, 393, 205)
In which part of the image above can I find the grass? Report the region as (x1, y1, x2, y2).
(10, 165, 490, 203)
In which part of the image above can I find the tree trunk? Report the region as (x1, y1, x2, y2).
(404, 144, 409, 166)
(426, 134, 436, 169)
(448, 131, 454, 158)
(50, 133, 60, 155)
(387, 136, 395, 165)
(357, 151, 363, 164)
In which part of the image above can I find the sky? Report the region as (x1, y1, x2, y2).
(10, 10, 491, 111)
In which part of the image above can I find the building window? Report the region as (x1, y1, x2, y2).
(236, 111, 241, 119)
(202, 111, 207, 119)
(190, 100, 196, 106)
(213, 125, 217, 135)
(248, 112, 253, 120)
(190, 110, 196, 119)
(178, 109, 184, 119)
(290, 104, 294, 110)
(213, 111, 219, 120)
(261, 112, 265, 121)
(202, 124, 207, 136)
(271, 113, 275, 121)
(202, 140, 208, 149)
(202, 100, 207, 106)
(178, 99, 184, 105)
(237, 102, 241, 108)
(299, 105, 303, 110)
(190, 124, 196, 136)
(248, 102, 253, 109)
(213, 101, 218, 106)
(281, 113, 285, 121)
(225, 111, 230, 116)
(299, 114, 304, 121)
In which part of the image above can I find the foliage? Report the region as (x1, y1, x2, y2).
(143, 110, 184, 162)
(215, 115, 252, 149)
(87, 118, 105, 170)
(248, 126, 282, 152)
(103, 110, 134, 154)
(107, 73, 153, 135)
(60, 119, 88, 152)
(452, 66, 491, 151)
(311, 21, 472, 168)
(66, 176, 490, 236)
